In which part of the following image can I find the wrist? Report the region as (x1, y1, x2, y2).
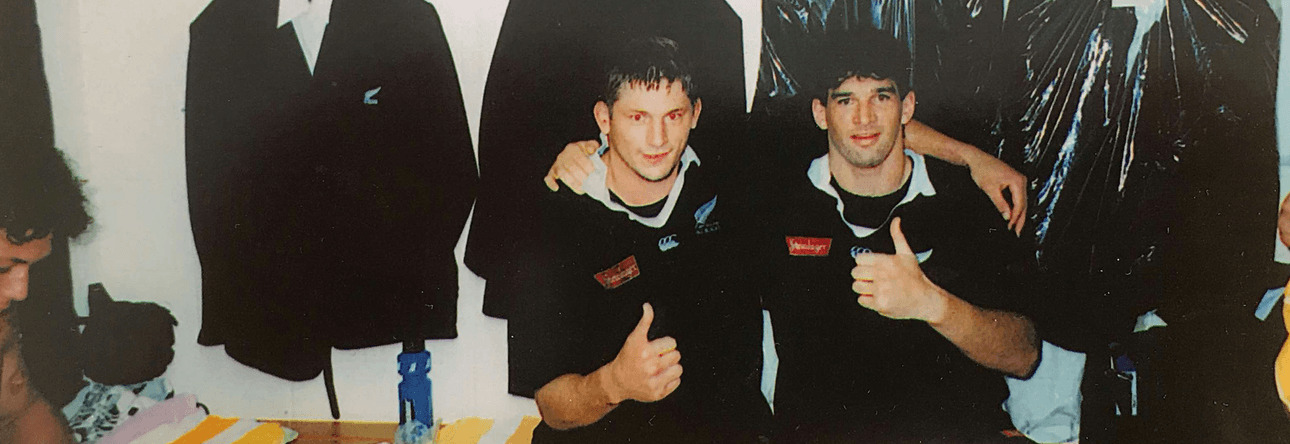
(958, 147, 989, 170)
(595, 362, 625, 405)
(923, 284, 953, 325)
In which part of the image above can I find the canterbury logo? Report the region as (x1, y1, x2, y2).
(658, 234, 679, 252)
(849, 245, 935, 263)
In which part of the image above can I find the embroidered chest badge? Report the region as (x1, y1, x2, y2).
(694, 196, 720, 234)
(594, 255, 641, 290)
(786, 236, 832, 256)
(658, 234, 680, 252)
(363, 86, 382, 105)
(850, 246, 872, 258)
(849, 245, 935, 262)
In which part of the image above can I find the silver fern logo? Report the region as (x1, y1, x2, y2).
(363, 86, 382, 105)
(694, 196, 720, 234)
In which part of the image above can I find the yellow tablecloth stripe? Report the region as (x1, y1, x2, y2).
(435, 417, 493, 444)
(168, 415, 239, 444)
(229, 423, 286, 444)
(428, 416, 541, 444)
(502, 416, 541, 444)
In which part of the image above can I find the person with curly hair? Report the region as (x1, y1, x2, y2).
(0, 142, 91, 444)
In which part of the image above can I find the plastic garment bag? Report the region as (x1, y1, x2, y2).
(758, 1, 1282, 441)
(757, 0, 1279, 333)
(998, 1, 1278, 325)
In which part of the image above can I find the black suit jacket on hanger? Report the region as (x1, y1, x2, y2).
(468, 0, 746, 318)
(186, 0, 477, 381)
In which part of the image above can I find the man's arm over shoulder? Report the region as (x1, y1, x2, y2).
(906, 120, 1028, 234)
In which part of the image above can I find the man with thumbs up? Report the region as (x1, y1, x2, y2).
(506, 37, 769, 444)
(534, 303, 682, 428)
(757, 32, 1041, 443)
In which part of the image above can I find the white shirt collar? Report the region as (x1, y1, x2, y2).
(277, 0, 331, 27)
(807, 149, 937, 238)
(278, 0, 333, 74)
(584, 135, 702, 228)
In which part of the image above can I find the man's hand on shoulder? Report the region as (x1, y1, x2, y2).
(851, 218, 949, 323)
(603, 303, 683, 403)
(543, 140, 600, 194)
(904, 120, 1028, 235)
(962, 149, 1028, 236)
(964, 149, 1032, 237)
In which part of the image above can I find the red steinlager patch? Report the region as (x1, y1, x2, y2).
(594, 255, 641, 289)
(786, 236, 832, 256)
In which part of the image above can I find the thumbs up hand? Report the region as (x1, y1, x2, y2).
(851, 218, 948, 323)
(604, 303, 682, 404)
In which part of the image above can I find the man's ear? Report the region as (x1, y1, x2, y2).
(811, 98, 828, 130)
(690, 98, 702, 129)
(594, 101, 612, 135)
(900, 91, 916, 125)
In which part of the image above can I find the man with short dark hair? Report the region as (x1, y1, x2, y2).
(509, 36, 768, 443)
(0, 143, 91, 444)
(759, 33, 1040, 443)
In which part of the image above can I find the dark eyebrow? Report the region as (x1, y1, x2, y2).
(876, 86, 898, 95)
(829, 91, 853, 100)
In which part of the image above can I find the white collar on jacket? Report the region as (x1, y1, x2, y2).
(584, 134, 701, 229)
(807, 149, 937, 239)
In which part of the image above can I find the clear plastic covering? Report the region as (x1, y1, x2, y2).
(757, 0, 1280, 327)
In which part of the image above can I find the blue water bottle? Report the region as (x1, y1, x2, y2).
(396, 340, 434, 444)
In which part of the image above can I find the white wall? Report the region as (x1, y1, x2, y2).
(28, 0, 1290, 437)
(34, 0, 761, 428)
